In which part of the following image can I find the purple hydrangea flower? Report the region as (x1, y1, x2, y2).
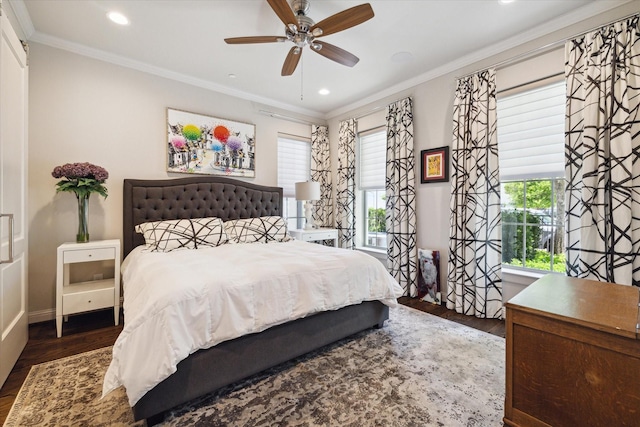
(51, 162, 109, 198)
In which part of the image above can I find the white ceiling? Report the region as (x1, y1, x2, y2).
(8, 0, 630, 118)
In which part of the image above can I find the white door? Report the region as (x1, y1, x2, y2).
(0, 10, 28, 387)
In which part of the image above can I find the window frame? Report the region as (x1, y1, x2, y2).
(497, 78, 566, 274)
(277, 134, 311, 230)
(356, 126, 387, 251)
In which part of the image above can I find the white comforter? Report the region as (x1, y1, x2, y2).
(102, 240, 403, 406)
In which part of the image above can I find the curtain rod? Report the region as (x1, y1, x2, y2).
(457, 11, 640, 80)
(352, 96, 413, 120)
(258, 109, 319, 126)
(497, 71, 564, 95)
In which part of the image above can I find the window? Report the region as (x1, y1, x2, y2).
(358, 127, 387, 250)
(277, 134, 311, 230)
(497, 80, 566, 273)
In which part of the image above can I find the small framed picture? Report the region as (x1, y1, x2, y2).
(420, 146, 449, 183)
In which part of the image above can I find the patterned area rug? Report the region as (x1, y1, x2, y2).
(4, 305, 505, 426)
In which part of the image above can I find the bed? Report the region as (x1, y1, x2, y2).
(104, 176, 402, 424)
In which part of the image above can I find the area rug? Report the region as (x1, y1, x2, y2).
(4, 305, 505, 426)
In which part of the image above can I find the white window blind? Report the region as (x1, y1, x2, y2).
(277, 135, 311, 198)
(359, 129, 386, 190)
(497, 80, 565, 180)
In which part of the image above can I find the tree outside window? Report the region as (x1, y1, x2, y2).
(501, 179, 565, 273)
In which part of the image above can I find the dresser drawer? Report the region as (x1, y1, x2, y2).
(63, 247, 115, 264)
(62, 286, 115, 315)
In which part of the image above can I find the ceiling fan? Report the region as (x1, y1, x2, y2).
(225, 0, 374, 76)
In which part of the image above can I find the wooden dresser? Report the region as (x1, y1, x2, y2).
(504, 274, 640, 427)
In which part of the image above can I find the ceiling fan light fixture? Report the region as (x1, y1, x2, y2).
(226, 0, 374, 76)
(296, 15, 315, 33)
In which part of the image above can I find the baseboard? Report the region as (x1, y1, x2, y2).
(28, 296, 124, 325)
(29, 308, 55, 324)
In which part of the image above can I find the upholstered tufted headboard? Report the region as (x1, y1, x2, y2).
(123, 177, 283, 258)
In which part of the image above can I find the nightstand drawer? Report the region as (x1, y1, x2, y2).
(63, 247, 115, 264)
(301, 231, 337, 241)
(62, 286, 115, 315)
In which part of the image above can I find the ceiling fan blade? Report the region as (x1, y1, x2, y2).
(282, 46, 302, 76)
(309, 3, 374, 37)
(267, 0, 298, 30)
(312, 41, 359, 67)
(225, 36, 284, 44)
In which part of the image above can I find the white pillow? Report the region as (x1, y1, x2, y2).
(224, 216, 292, 244)
(135, 217, 228, 252)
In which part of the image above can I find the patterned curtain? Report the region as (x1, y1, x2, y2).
(447, 69, 503, 319)
(386, 98, 417, 296)
(310, 124, 334, 246)
(310, 125, 333, 228)
(336, 119, 357, 249)
(565, 15, 640, 286)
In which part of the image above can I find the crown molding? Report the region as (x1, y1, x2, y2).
(5, 0, 34, 39)
(8, 0, 634, 121)
(325, 0, 635, 119)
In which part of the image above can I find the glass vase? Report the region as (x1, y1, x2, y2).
(76, 194, 90, 243)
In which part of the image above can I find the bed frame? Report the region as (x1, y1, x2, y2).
(122, 177, 389, 424)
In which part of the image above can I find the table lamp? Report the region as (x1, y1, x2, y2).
(295, 181, 321, 230)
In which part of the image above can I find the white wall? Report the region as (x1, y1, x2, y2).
(27, 0, 639, 318)
(28, 43, 318, 318)
(327, 1, 640, 303)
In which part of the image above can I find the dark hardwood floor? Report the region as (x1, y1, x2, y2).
(0, 299, 504, 424)
(398, 296, 506, 338)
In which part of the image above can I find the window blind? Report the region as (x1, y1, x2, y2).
(359, 129, 386, 190)
(497, 80, 565, 180)
(277, 135, 311, 198)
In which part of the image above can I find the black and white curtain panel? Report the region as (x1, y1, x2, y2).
(386, 98, 417, 296)
(447, 69, 503, 319)
(311, 124, 334, 232)
(336, 119, 357, 249)
(565, 15, 640, 286)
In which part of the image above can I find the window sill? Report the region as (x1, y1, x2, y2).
(502, 267, 563, 286)
(356, 246, 386, 262)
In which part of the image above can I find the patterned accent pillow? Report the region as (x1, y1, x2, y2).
(224, 216, 292, 244)
(135, 217, 229, 252)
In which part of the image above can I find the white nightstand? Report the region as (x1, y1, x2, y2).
(289, 228, 339, 247)
(56, 239, 121, 337)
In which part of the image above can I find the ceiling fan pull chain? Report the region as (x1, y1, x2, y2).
(300, 56, 304, 101)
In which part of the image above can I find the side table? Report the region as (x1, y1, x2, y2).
(55, 239, 121, 337)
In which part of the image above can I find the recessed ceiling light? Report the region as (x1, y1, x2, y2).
(228, 73, 237, 79)
(107, 11, 129, 26)
(499, 0, 515, 4)
(318, 88, 330, 95)
(391, 51, 414, 63)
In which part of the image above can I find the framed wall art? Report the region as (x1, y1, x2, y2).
(167, 108, 256, 177)
(420, 146, 449, 183)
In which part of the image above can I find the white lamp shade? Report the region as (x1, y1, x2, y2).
(295, 181, 321, 201)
